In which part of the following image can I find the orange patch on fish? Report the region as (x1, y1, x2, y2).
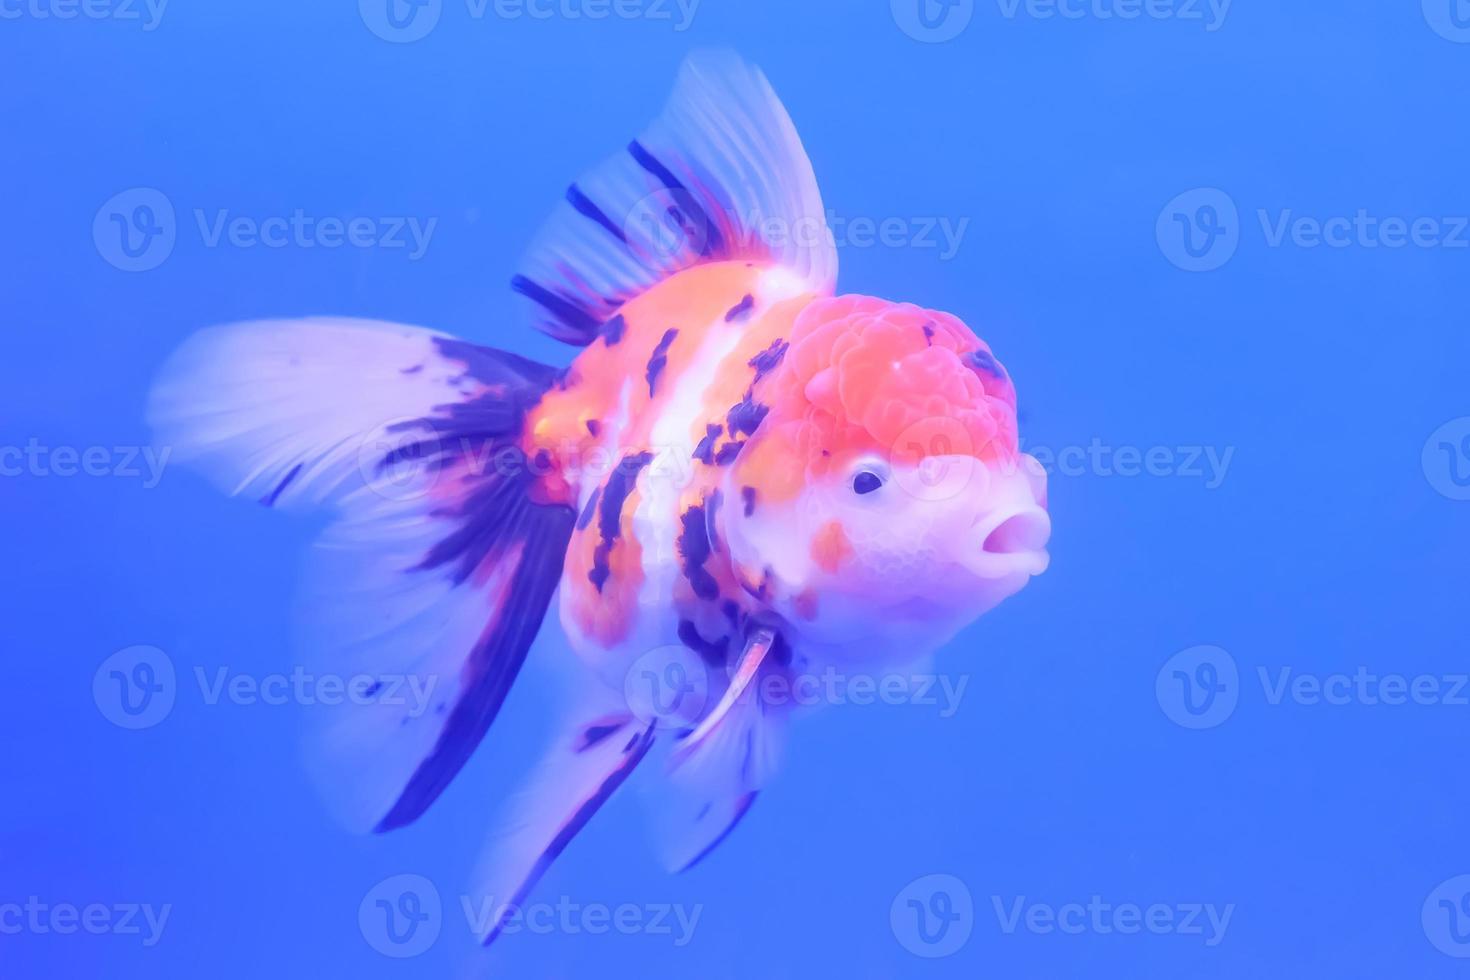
(810, 519, 854, 573)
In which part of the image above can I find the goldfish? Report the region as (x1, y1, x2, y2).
(148, 50, 1050, 943)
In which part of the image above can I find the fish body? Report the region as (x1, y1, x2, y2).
(148, 52, 1050, 943)
(526, 260, 814, 680)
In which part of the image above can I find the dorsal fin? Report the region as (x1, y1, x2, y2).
(513, 50, 837, 345)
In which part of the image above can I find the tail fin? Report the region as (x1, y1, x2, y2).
(470, 697, 655, 946)
(513, 49, 838, 346)
(148, 318, 575, 831)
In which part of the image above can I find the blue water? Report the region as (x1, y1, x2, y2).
(5, 2, 1470, 977)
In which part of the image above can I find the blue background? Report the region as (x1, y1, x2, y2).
(4, 0, 1469, 976)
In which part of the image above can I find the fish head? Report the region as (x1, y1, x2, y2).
(720, 295, 1050, 662)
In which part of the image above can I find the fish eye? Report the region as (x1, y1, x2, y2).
(852, 470, 885, 495)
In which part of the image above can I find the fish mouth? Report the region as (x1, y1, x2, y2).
(964, 507, 1051, 580)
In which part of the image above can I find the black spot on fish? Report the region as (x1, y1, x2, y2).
(511, 274, 601, 343)
(567, 183, 629, 243)
(646, 328, 678, 397)
(715, 440, 745, 465)
(770, 631, 793, 667)
(922, 322, 935, 345)
(585, 418, 602, 437)
(601, 314, 627, 346)
(627, 140, 726, 257)
(400, 363, 424, 375)
(741, 486, 757, 516)
(577, 722, 622, 752)
(725, 294, 755, 323)
(692, 423, 723, 464)
(748, 338, 788, 381)
(678, 504, 720, 601)
(725, 396, 769, 438)
(678, 619, 729, 666)
(590, 452, 654, 592)
(966, 349, 1006, 380)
